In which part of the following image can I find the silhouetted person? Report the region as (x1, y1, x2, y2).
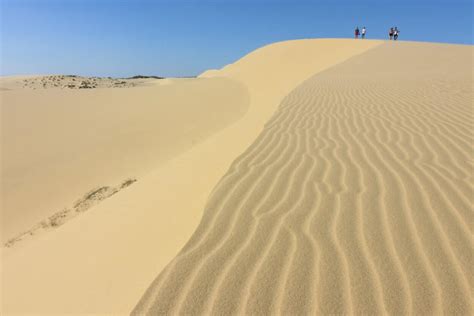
(361, 27, 366, 39)
(394, 27, 400, 40)
(389, 27, 394, 40)
(355, 27, 360, 39)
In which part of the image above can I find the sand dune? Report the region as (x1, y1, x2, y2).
(2, 39, 382, 314)
(3, 39, 472, 315)
(1, 76, 248, 243)
(133, 42, 473, 314)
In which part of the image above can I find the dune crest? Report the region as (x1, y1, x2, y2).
(134, 42, 473, 314)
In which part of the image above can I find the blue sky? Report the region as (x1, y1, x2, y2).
(1, 0, 472, 77)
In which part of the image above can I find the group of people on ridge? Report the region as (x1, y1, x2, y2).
(354, 26, 400, 40)
(389, 27, 400, 40)
(354, 27, 366, 39)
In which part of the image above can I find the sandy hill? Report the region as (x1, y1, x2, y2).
(2, 39, 473, 315)
(1, 76, 248, 245)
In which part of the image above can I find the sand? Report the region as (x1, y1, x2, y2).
(2, 39, 473, 315)
(133, 41, 473, 315)
(1, 76, 249, 243)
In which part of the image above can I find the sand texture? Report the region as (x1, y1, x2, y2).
(133, 42, 473, 315)
(2, 39, 472, 315)
(2, 39, 382, 314)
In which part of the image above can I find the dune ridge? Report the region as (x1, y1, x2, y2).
(133, 42, 473, 314)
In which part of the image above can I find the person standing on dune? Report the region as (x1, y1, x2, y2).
(394, 27, 400, 40)
(355, 27, 360, 39)
(389, 27, 394, 40)
(361, 26, 366, 38)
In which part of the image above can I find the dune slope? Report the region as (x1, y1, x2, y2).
(2, 39, 381, 314)
(1, 77, 249, 243)
(133, 42, 473, 315)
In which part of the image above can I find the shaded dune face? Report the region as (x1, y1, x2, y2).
(133, 42, 473, 315)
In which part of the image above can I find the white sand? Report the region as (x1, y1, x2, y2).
(3, 39, 473, 315)
(2, 76, 248, 242)
(134, 41, 473, 315)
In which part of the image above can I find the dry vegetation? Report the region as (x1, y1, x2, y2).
(20, 75, 160, 89)
(4, 178, 137, 248)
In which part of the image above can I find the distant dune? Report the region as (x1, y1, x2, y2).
(2, 39, 473, 315)
(2, 75, 164, 90)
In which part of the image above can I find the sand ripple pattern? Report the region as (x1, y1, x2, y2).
(133, 43, 473, 315)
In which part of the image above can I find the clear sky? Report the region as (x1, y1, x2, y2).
(1, 0, 472, 77)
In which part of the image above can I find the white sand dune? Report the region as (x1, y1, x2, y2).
(133, 42, 473, 315)
(2, 39, 381, 314)
(2, 39, 473, 315)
